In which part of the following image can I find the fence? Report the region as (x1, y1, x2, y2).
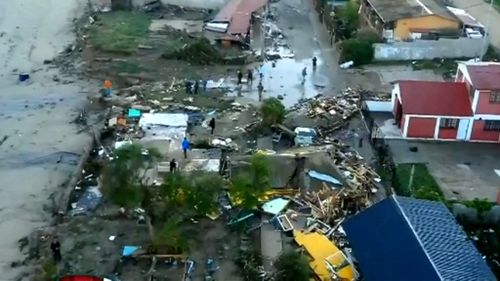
(373, 37, 488, 61)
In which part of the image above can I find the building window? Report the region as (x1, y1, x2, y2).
(484, 120, 500, 131)
(490, 91, 500, 103)
(440, 118, 459, 129)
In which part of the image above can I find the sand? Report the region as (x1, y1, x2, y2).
(0, 0, 96, 279)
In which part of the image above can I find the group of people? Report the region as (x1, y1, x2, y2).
(185, 79, 208, 95)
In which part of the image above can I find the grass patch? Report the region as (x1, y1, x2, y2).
(394, 163, 444, 201)
(90, 11, 151, 54)
(114, 61, 143, 73)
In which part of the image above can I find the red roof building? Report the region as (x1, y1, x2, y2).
(391, 77, 499, 142)
(207, 0, 268, 35)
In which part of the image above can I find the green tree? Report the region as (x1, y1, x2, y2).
(273, 250, 312, 281)
(340, 38, 374, 65)
(101, 143, 161, 207)
(260, 97, 286, 126)
(231, 153, 271, 210)
(101, 143, 161, 240)
(337, 1, 360, 38)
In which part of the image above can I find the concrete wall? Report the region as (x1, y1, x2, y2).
(374, 37, 487, 61)
(394, 15, 459, 41)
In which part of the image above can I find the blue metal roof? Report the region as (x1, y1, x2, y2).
(343, 195, 496, 281)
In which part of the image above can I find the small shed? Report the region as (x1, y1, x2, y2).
(343, 195, 496, 281)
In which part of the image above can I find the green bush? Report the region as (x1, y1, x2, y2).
(340, 38, 374, 66)
(162, 37, 221, 65)
(337, 2, 360, 38)
(260, 97, 286, 126)
(273, 250, 312, 281)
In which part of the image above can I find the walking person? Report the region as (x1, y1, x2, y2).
(257, 81, 264, 101)
(182, 137, 190, 159)
(169, 158, 177, 173)
(51, 236, 62, 262)
(301, 67, 307, 85)
(103, 79, 112, 97)
(237, 70, 243, 85)
(194, 80, 199, 95)
(247, 69, 253, 84)
(209, 118, 216, 135)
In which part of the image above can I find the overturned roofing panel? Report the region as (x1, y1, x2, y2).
(367, 0, 457, 23)
(212, 0, 268, 34)
(343, 196, 496, 281)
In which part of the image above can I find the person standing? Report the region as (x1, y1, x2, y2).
(257, 82, 264, 101)
(51, 236, 62, 262)
(103, 79, 112, 96)
(247, 69, 253, 84)
(185, 80, 193, 94)
(301, 67, 307, 84)
(312, 57, 317, 70)
(169, 158, 177, 173)
(209, 118, 216, 135)
(182, 137, 190, 159)
(194, 80, 199, 95)
(202, 80, 208, 92)
(237, 70, 243, 85)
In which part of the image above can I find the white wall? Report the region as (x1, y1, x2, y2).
(374, 37, 488, 61)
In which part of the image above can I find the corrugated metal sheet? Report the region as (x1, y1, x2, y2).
(212, 0, 268, 34)
(343, 195, 496, 281)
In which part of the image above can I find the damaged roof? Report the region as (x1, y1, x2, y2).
(397, 80, 473, 116)
(366, 0, 457, 23)
(212, 0, 268, 34)
(343, 196, 496, 281)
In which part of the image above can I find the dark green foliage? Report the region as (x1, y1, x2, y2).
(101, 144, 160, 207)
(162, 37, 221, 65)
(260, 97, 286, 126)
(273, 250, 312, 281)
(337, 1, 360, 38)
(340, 38, 374, 66)
(231, 153, 272, 210)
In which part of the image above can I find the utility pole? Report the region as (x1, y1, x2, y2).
(480, 0, 494, 61)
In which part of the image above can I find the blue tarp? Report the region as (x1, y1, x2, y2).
(70, 186, 102, 216)
(342, 195, 496, 281)
(307, 170, 342, 186)
(128, 109, 141, 118)
(122, 246, 140, 257)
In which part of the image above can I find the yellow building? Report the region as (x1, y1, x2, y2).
(361, 0, 460, 41)
(293, 230, 358, 281)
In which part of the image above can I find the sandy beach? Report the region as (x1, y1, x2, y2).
(0, 0, 95, 279)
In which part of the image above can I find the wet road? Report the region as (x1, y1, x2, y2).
(228, 0, 359, 108)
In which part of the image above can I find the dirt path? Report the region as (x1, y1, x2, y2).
(452, 0, 500, 50)
(0, 1, 95, 279)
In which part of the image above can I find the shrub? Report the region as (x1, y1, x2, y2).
(260, 97, 286, 126)
(340, 38, 374, 66)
